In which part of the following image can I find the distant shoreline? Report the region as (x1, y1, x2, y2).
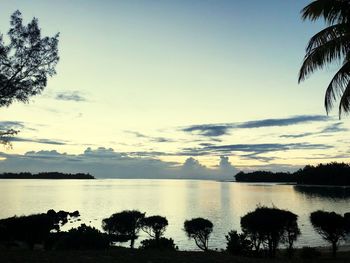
(0, 172, 95, 180)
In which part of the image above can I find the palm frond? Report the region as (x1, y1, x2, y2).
(338, 78, 350, 117)
(325, 59, 350, 113)
(298, 35, 350, 82)
(306, 23, 349, 53)
(301, 0, 350, 24)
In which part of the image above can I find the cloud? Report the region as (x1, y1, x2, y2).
(183, 125, 229, 137)
(237, 115, 329, 129)
(179, 142, 332, 162)
(321, 122, 347, 133)
(126, 131, 174, 143)
(0, 121, 25, 131)
(182, 115, 330, 137)
(55, 91, 86, 102)
(8, 137, 68, 145)
(280, 122, 347, 139)
(0, 147, 238, 180)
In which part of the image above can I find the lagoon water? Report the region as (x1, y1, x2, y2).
(1, 179, 350, 250)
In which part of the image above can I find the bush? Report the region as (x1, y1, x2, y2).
(140, 237, 177, 250)
(300, 246, 321, 260)
(225, 230, 251, 255)
(54, 224, 109, 250)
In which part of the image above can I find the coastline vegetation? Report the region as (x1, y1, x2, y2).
(1, 206, 350, 261)
(0, 172, 95, 179)
(235, 162, 350, 186)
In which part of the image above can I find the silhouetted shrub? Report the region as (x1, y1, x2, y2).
(140, 237, 177, 251)
(53, 224, 109, 250)
(310, 210, 348, 257)
(241, 206, 300, 258)
(0, 210, 79, 249)
(225, 230, 252, 255)
(184, 218, 213, 251)
(102, 210, 145, 249)
(300, 246, 321, 260)
(141, 215, 168, 243)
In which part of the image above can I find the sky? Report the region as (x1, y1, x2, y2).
(0, 0, 349, 179)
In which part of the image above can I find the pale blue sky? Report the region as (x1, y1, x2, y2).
(0, 0, 349, 178)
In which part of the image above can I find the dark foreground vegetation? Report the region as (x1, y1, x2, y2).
(2, 207, 350, 261)
(235, 162, 350, 186)
(2, 247, 350, 263)
(0, 172, 95, 179)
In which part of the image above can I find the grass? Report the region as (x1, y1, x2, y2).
(2, 247, 350, 263)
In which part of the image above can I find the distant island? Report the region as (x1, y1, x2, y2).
(235, 162, 350, 186)
(0, 172, 95, 179)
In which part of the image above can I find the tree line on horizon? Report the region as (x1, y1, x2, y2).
(235, 162, 350, 185)
(1, 207, 350, 258)
(0, 172, 95, 180)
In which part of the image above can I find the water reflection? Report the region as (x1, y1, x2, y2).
(294, 185, 350, 200)
(0, 179, 350, 250)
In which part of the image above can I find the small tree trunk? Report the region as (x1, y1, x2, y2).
(130, 238, 135, 249)
(332, 242, 337, 257)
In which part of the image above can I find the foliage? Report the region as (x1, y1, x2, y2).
(102, 210, 145, 249)
(235, 162, 350, 186)
(0, 10, 59, 146)
(299, 0, 350, 116)
(295, 162, 350, 185)
(310, 210, 349, 257)
(0, 172, 94, 179)
(0, 209, 79, 249)
(240, 206, 300, 258)
(184, 218, 213, 251)
(141, 215, 168, 242)
(0, 10, 59, 107)
(225, 230, 252, 256)
(52, 224, 109, 250)
(235, 171, 296, 183)
(140, 237, 177, 251)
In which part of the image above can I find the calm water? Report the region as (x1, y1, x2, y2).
(0, 179, 349, 250)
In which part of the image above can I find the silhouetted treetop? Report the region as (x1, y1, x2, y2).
(184, 217, 213, 251)
(0, 10, 59, 107)
(310, 210, 349, 257)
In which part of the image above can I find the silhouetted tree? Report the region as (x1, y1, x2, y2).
(295, 162, 350, 185)
(0, 210, 77, 249)
(184, 218, 213, 251)
(141, 215, 168, 243)
(102, 210, 145, 249)
(310, 210, 349, 257)
(0, 10, 59, 145)
(298, 0, 350, 116)
(225, 230, 252, 256)
(235, 171, 296, 183)
(241, 207, 300, 258)
(283, 212, 301, 258)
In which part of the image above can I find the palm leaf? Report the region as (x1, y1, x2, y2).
(298, 34, 350, 82)
(301, 0, 350, 24)
(338, 78, 350, 116)
(325, 59, 350, 113)
(306, 23, 349, 53)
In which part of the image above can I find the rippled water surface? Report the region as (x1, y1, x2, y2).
(1, 179, 349, 250)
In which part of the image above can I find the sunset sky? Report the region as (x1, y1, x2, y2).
(0, 0, 349, 179)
